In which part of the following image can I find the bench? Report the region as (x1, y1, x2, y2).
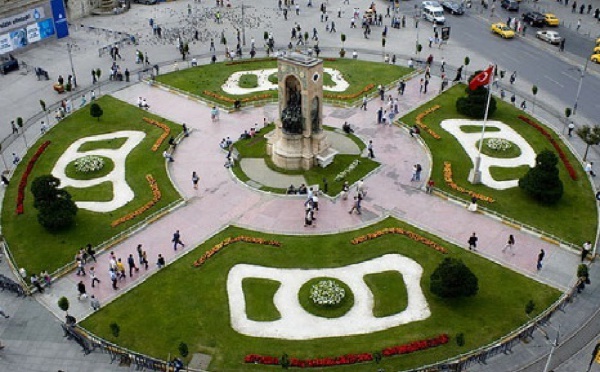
(316, 148, 339, 168)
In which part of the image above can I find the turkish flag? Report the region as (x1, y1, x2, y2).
(468, 66, 494, 91)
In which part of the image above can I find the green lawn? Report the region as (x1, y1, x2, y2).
(2, 96, 182, 274)
(155, 58, 412, 107)
(233, 126, 379, 196)
(81, 218, 559, 371)
(399, 85, 596, 244)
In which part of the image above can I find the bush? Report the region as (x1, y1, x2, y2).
(58, 296, 70, 312)
(456, 77, 497, 119)
(518, 150, 563, 204)
(525, 300, 535, 316)
(110, 322, 120, 338)
(456, 333, 465, 347)
(430, 258, 479, 298)
(31, 175, 78, 231)
(179, 342, 189, 358)
(90, 103, 104, 121)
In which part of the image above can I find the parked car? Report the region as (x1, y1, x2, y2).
(544, 13, 560, 26)
(591, 53, 600, 64)
(422, 1, 442, 8)
(133, 0, 157, 4)
(536, 30, 562, 45)
(522, 12, 546, 27)
(500, 0, 519, 11)
(491, 22, 515, 38)
(442, 1, 465, 15)
(0, 54, 19, 75)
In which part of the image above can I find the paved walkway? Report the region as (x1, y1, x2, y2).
(0, 0, 599, 370)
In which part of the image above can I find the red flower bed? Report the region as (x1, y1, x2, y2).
(518, 115, 577, 181)
(351, 227, 448, 254)
(16, 141, 51, 215)
(193, 236, 281, 267)
(244, 334, 449, 368)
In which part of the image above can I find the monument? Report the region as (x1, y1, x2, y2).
(267, 53, 336, 170)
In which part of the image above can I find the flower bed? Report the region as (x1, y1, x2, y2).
(414, 105, 442, 139)
(350, 227, 448, 253)
(192, 236, 282, 267)
(310, 279, 346, 306)
(334, 159, 360, 182)
(202, 90, 273, 104)
(323, 83, 375, 100)
(224, 57, 277, 66)
(73, 155, 105, 173)
(244, 334, 449, 368)
(443, 162, 495, 203)
(16, 141, 51, 215)
(517, 115, 577, 181)
(142, 118, 171, 152)
(110, 174, 161, 227)
(485, 138, 512, 152)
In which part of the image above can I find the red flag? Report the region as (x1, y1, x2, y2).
(469, 66, 494, 91)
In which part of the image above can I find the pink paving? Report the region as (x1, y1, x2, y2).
(38, 76, 579, 320)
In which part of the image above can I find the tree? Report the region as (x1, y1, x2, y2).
(430, 258, 479, 298)
(576, 125, 600, 161)
(58, 296, 70, 313)
(16, 117, 28, 148)
(90, 103, 104, 121)
(31, 175, 78, 231)
(456, 74, 497, 119)
(519, 150, 564, 204)
(531, 85, 538, 114)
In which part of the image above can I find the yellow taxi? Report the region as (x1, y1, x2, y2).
(596, 37, 600, 46)
(544, 13, 560, 26)
(594, 46, 600, 54)
(592, 53, 600, 64)
(491, 23, 515, 38)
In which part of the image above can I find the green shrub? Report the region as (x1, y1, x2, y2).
(31, 175, 78, 231)
(110, 322, 120, 338)
(456, 85, 497, 119)
(430, 258, 479, 298)
(518, 150, 563, 204)
(58, 296, 69, 312)
(90, 103, 104, 121)
(178, 342, 189, 357)
(525, 300, 535, 316)
(456, 333, 465, 347)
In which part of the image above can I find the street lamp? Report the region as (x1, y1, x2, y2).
(241, 1, 246, 46)
(573, 58, 589, 115)
(540, 324, 560, 372)
(66, 42, 77, 88)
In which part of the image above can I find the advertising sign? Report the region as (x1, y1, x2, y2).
(0, 8, 45, 33)
(0, 33, 13, 54)
(10, 28, 28, 49)
(51, 0, 69, 39)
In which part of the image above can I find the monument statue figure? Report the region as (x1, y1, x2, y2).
(281, 85, 303, 134)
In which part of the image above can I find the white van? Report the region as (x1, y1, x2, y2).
(422, 5, 446, 24)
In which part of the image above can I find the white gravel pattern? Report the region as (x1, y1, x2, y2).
(51, 131, 146, 212)
(440, 119, 536, 190)
(221, 68, 350, 95)
(227, 254, 430, 340)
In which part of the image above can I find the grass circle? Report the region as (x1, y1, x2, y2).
(267, 73, 278, 84)
(476, 138, 522, 158)
(298, 277, 354, 318)
(238, 74, 258, 88)
(65, 156, 115, 180)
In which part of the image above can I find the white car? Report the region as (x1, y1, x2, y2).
(536, 30, 562, 45)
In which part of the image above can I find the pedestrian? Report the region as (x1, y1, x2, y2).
(537, 249, 545, 270)
(0, 305, 9, 318)
(426, 179, 435, 194)
(424, 79, 429, 94)
(585, 162, 596, 177)
(89, 266, 100, 288)
(41, 270, 51, 287)
(582, 241, 592, 262)
(12, 153, 19, 165)
(509, 71, 516, 84)
(110, 268, 118, 290)
(172, 230, 185, 250)
(348, 196, 362, 214)
(90, 295, 101, 311)
(416, 164, 422, 181)
(398, 80, 406, 95)
(510, 94, 516, 105)
(576, 18, 581, 31)
(75, 256, 86, 276)
(304, 206, 316, 227)
(341, 181, 350, 200)
(40, 121, 48, 134)
(157, 254, 166, 268)
(367, 140, 375, 159)
(86, 243, 97, 263)
(468, 232, 478, 250)
(192, 171, 199, 189)
(419, 78, 424, 94)
(77, 280, 87, 300)
(502, 234, 515, 254)
(377, 106, 383, 124)
(567, 122, 575, 137)
(127, 254, 139, 277)
(559, 38, 565, 52)
(116, 258, 126, 280)
(31, 274, 44, 293)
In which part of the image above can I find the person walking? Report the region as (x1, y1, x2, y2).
(172, 230, 185, 250)
(127, 254, 139, 277)
(89, 266, 100, 288)
(77, 280, 87, 300)
(468, 232, 478, 251)
(368, 140, 375, 159)
(86, 244, 97, 263)
(110, 268, 118, 290)
(585, 162, 596, 177)
(348, 196, 362, 214)
(567, 122, 575, 137)
(582, 241, 592, 262)
(502, 234, 515, 254)
(90, 295, 101, 311)
(31, 274, 44, 293)
(537, 249, 545, 270)
(360, 96, 368, 110)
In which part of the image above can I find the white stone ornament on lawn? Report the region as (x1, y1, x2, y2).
(227, 254, 430, 340)
(51, 131, 146, 212)
(440, 119, 536, 190)
(221, 68, 349, 95)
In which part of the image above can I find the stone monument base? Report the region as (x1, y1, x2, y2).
(267, 129, 331, 171)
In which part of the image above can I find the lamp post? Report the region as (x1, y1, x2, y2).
(573, 58, 589, 115)
(66, 42, 77, 88)
(241, 1, 246, 46)
(542, 325, 560, 372)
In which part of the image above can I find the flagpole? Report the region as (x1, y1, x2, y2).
(468, 65, 495, 184)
